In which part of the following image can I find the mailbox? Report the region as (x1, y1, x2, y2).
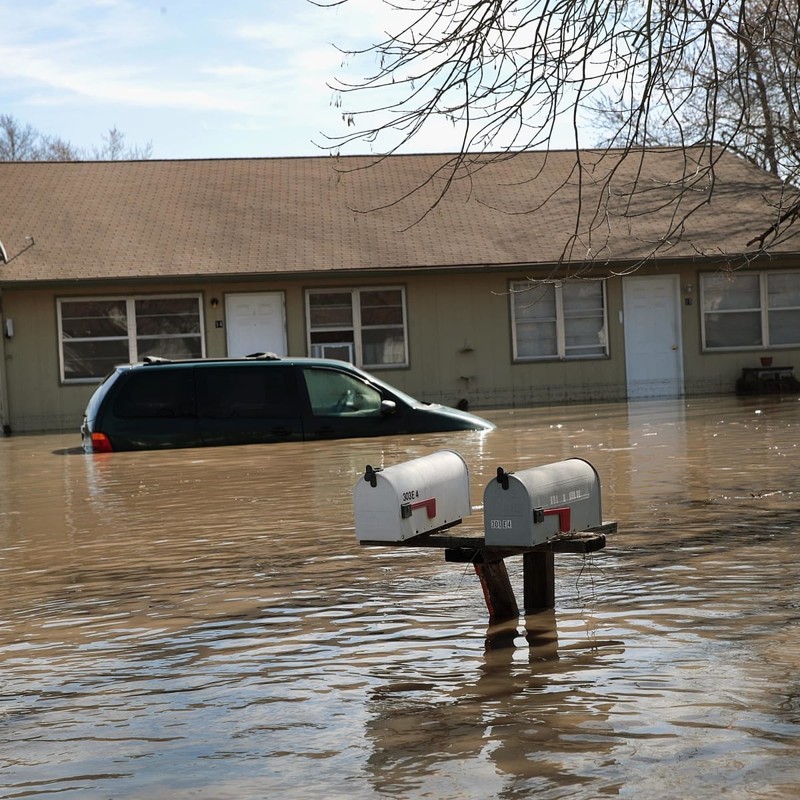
(354, 450, 471, 543)
(483, 457, 601, 547)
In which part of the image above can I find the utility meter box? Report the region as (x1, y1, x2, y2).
(483, 458, 602, 547)
(354, 450, 471, 543)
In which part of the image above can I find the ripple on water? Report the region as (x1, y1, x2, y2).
(3, 399, 800, 798)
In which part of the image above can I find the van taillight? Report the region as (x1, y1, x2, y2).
(90, 433, 114, 453)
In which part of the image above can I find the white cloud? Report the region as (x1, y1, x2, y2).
(0, 0, 486, 157)
(202, 64, 274, 81)
(0, 45, 254, 113)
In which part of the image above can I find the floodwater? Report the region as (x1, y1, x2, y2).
(2, 395, 800, 799)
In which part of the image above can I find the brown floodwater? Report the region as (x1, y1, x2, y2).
(2, 395, 800, 799)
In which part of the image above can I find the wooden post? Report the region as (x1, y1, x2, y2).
(523, 610, 559, 659)
(523, 551, 555, 612)
(473, 559, 519, 623)
(363, 524, 614, 625)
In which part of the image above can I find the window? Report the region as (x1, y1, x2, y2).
(58, 295, 204, 382)
(511, 280, 608, 360)
(196, 366, 298, 419)
(306, 288, 407, 368)
(701, 270, 800, 350)
(302, 368, 383, 417)
(113, 370, 196, 419)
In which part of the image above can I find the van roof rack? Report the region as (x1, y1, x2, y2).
(140, 353, 283, 366)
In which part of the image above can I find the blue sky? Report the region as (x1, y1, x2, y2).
(0, 0, 582, 161)
(0, 0, 447, 160)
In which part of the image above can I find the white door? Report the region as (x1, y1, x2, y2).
(225, 292, 287, 357)
(623, 275, 684, 398)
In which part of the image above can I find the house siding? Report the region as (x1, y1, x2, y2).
(4, 263, 798, 435)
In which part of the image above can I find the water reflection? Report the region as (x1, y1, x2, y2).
(362, 607, 628, 799)
(2, 396, 800, 798)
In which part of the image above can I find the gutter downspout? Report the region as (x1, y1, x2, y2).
(0, 289, 10, 434)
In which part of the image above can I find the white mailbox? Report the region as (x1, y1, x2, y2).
(354, 450, 471, 543)
(483, 457, 602, 547)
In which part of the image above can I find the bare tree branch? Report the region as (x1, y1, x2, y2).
(319, 0, 799, 258)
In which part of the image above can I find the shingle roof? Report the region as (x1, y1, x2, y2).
(0, 147, 796, 284)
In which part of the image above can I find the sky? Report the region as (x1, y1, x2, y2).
(0, 0, 500, 161)
(0, 0, 582, 162)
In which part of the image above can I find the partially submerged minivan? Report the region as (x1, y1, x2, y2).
(81, 354, 495, 452)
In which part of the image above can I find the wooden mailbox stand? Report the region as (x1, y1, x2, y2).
(359, 522, 616, 624)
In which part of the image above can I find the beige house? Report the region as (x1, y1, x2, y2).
(0, 147, 798, 434)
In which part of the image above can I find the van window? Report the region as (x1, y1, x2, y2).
(302, 368, 382, 416)
(196, 366, 298, 418)
(114, 370, 196, 418)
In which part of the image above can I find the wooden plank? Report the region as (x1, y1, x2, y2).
(359, 522, 616, 555)
(543, 531, 608, 554)
(444, 548, 509, 564)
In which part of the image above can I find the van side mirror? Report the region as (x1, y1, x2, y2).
(380, 399, 397, 417)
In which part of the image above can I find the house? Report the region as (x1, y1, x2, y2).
(0, 146, 798, 434)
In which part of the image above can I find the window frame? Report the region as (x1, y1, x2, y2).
(700, 270, 800, 352)
(510, 279, 609, 362)
(57, 293, 205, 384)
(305, 286, 409, 369)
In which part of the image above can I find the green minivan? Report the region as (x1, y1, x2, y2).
(81, 354, 495, 452)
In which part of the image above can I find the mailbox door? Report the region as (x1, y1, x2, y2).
(484, 480, 530, 546)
